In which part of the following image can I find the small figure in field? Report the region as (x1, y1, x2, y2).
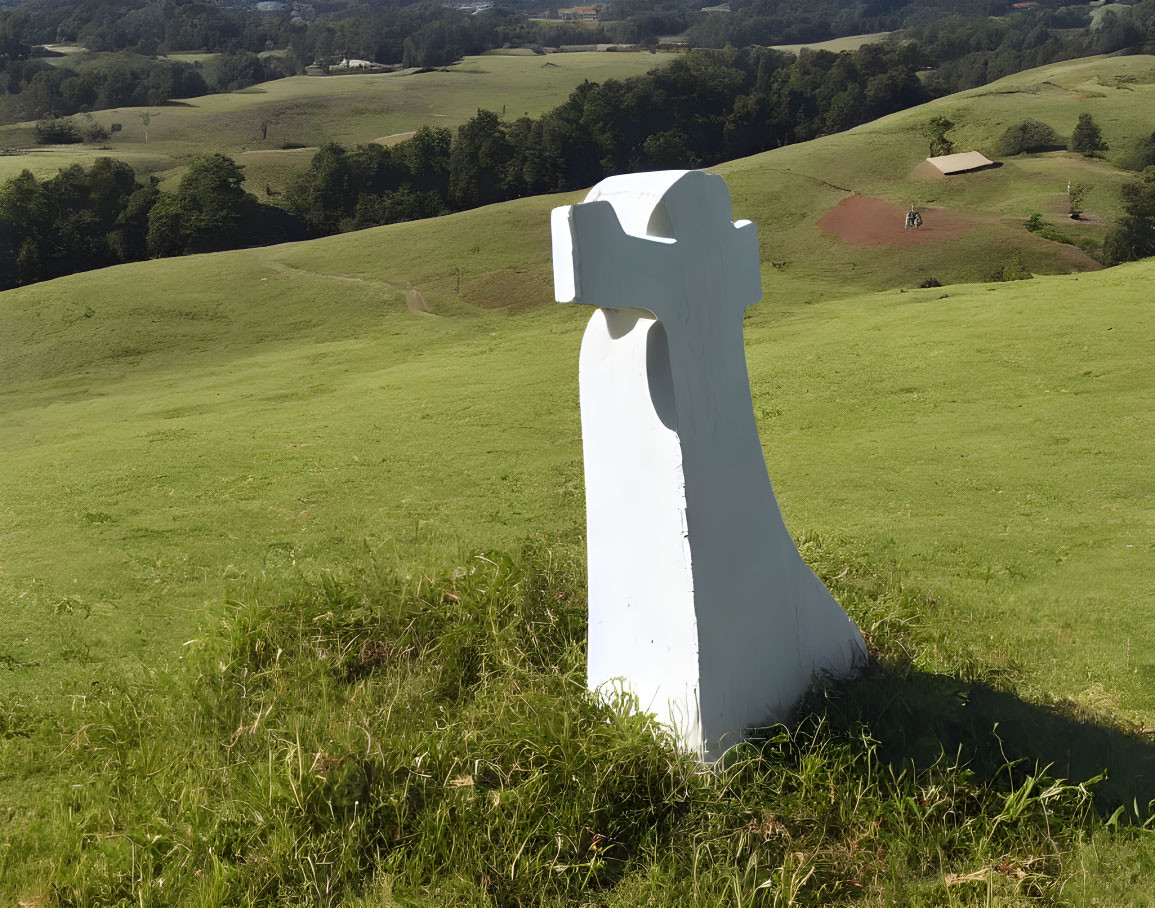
(905, 203, 923, 229)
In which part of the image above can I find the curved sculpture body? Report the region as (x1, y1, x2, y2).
(551, 170, 866, 760)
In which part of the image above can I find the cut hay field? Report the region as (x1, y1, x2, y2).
(0, 51, 669, 192)
(1, 55, 1153, 903)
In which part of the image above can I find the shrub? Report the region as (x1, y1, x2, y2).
(34, 117, 80, 144)
(1115, 131, 1155, 173)
(1021, 212, 1103, 259)
(996, 118, 1059, 156)
(79, 114, 110, 144)
(1068, 181, 1091, 219)
(923, 115, 954, 156)
(988, 257, 1033, 282)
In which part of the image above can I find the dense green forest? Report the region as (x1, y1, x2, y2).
(4, 0, 1155, 288)
(0, 50, 298, 121)
(0, 1, 520, 121)
(0, 0, 1027, 62)
(685, 0, 1009, 48)
(4, 0, 1155, 123)
(0, 152, 306, 287)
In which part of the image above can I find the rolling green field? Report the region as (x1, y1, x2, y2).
(770, 31, 894, 54)
(1, 55, 1153, 903)
(0, 51, 672, 193)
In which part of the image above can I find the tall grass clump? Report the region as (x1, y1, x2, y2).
(6, 540, 1151, 905)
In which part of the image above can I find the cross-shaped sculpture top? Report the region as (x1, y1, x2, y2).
(551, 170, 761, 332)
(550, 169, 866, 760)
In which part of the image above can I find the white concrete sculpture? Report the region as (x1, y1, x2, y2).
(551, 170, 866, 761)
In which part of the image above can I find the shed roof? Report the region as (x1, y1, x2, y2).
(925, 151, 995, 174)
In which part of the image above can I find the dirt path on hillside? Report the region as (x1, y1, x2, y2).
(819, 195, 973, 247)
(265, 260, 437, 316)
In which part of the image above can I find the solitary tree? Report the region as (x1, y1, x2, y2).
(1070, 113, 1108, 157)
(1067, 180, 1091, 219)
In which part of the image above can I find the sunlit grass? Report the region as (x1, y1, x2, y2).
(5, 543, 1150, 904)
(1, 53, 1153, 904)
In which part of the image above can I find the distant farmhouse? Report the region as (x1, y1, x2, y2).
(559, 5, 599, 20)
(923, 151, 996, 175)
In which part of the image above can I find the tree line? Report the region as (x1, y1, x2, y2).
(0, 49, 297, 123)
(0, 1, 514, 123)
(910, 2, 1155, 95)
(0, 153, 305, 289)
(685, 0, 1014, 50)
(0, 0, 522, 70)
(686, 1, 1155, 96)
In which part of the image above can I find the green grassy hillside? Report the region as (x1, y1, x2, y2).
(2, 211, 1151, 710)
(717, 55, 1155, 298)
(0, 52, 670, 193)
(1, 54, 1153, 903)
(3, 220, 1152, 904)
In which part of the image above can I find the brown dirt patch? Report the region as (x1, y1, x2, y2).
(818, 195, 972, 247)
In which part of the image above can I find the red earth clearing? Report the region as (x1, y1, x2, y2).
(819, 195, 973, 247)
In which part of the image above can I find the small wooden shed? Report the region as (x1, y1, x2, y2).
(924, 151, 996, 175)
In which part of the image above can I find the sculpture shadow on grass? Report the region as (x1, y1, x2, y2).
(798, 660, 1155, 821)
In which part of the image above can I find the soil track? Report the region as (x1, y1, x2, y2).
(819, 195, 972, 247)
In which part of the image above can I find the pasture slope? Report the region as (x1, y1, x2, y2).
(0, 51, 668, 192)
(1, 55, 1153, 903)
